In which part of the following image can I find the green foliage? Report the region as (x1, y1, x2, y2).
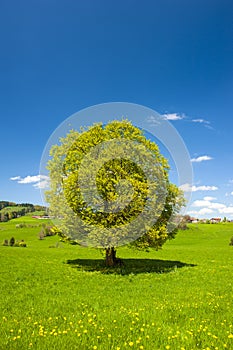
(16, 223, 27, 229)
(9, 237, 15, 246)
(0, 201, 17, 210)
(176, 215, 190, 230)
(13, 240, 27, 247)
(39, 224, 61, 239)
(229, 236, 233, 246)
(3, 236, 27, 247)
(2, 239, 8, 246)
(46, 120, 184, 251)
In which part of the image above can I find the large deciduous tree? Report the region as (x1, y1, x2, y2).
(46, 120, 185, 266)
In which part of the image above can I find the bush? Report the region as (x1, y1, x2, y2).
(3, 239, 8, 246)
(15, 223, 26, 228)
(13, 240, 27, 247)
(9, 237, 15, 246)
(177, 217, 188, 230)
(229, 236, 233, 246)
(3, 238, 27, 247)
(39, 224, 61, 238)
(38, 230, 45, 240)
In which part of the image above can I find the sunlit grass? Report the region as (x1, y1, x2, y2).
(0, 218, 232, 349)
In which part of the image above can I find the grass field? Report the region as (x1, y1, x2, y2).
(0, 217, 232, 350)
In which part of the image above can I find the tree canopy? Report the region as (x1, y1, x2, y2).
(45, 120, 185, 265)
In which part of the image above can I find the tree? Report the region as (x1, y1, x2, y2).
(9, 237, 15, 247)
(0, 212, 9, 222)
(46, 120, 185, 266)
(230, 236, 233, 246)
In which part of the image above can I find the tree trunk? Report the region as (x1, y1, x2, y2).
(105, 247, 117, 267)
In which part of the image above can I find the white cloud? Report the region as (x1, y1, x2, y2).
(146, 115, 161, 125)
(18, 175, 49, 184)
(10, 176, 21, 181)
(179, 183, 192, 192)
(192, 118, 210, 124)
(191, 155, 213, 163)
(162, 113, 184, 121)
(192, 200, 210, 207)
(187, 210, 199, 215)
(192, 185, 218, 192)
(203, 196, 216, 201)
(219, 207, 233, 215)
(198, 208, 214, 215)
(179, 183, 218, 192)
(33, 180, 50, 189)
(192, 118, 213, 130)
(190, 197, 233, 217)
(207, 202, 226, 210)
(187, 208, 214, 215)
(225, 192, 233, 197)
(10, 175, 50, 189)
(189, 205, 233, 217)
(192, 199, 225, 209)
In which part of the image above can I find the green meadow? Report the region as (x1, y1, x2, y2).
(0, 217, 232, 350)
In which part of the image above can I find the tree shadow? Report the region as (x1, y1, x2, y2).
(66, 258, 196, 275)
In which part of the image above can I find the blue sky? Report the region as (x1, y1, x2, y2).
(0, 0, 232, 219)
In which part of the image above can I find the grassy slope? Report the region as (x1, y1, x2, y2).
(0, 218, 232, 350)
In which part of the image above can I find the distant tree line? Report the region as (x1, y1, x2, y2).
(0, 201, 46, 222)
(0, 201, 16, 210)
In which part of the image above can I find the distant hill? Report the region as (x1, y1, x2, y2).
(0, 201, 47, 222)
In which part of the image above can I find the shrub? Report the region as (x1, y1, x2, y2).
(178, 220, 188, 230)
(229, 236, 233, 246)
(9, 237, 15, 246)
(177, 217, 188, 230)
(39, 225, 61, 238)
(38, 230, 45, 240)
(14, 240, 27, 247)
(3, 239, 8, 246)
(15, 223, 26, 228)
